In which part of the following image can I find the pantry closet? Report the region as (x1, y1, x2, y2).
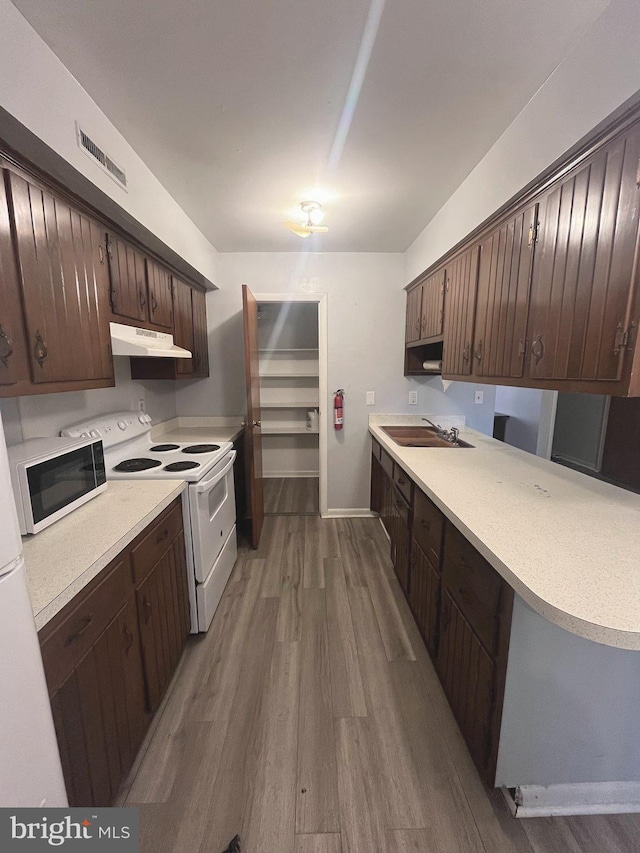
(257, 301, 320, 514)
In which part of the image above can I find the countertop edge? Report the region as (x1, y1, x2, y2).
(369, 423, 640, 651)
(32, 482, 187, 631)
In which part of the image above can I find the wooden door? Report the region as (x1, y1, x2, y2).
(173, 279, 195, 376)
(474, 205, 537, 378)
(191, 288, 209, 377)
(420, 269, 445, 339)
(528, 124, 640, 383)
(0, 170, 28, 388)
(106, 233, 147, 323)
(370, 454, 383, 514)
(8, 172, 113, 385)
(136, 532, 190, 712)
(242, 284, 264, 549)
(146, 259, 173, 330)
(405, 285, 423, 343)
(442, 247, 479, 376)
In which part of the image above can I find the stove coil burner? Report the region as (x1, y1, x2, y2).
(182, 444, 221, 454)
(150, 444, 180, 452)
(164, 460, 201, 472)
(114, 458, 162, 472)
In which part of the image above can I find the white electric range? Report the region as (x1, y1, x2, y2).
(61, 411, 238, 632)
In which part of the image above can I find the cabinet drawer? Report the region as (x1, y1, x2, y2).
(40, 555, 131, 693)
(131, 500, 183, 584)
(442, 524, 502, 654)
(371, 437, 382, 462)
(380, 448, 393, 478)
(393, 464, 413, 505)
(413, 488, 444, 565)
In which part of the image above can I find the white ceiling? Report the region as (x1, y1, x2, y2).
(12, 0, 610, 252)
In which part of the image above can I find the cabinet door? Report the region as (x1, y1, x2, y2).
(528, 124, 640, 383)
(420, 269, 445, 339)
(173, 279, 195, 376)
(106, 233, 147, 323)
(49, 598, 148, 807)
(146, 259, 173, 330)
(136, 531, 190, 711)
(442, 247, 479, 376)
(405, 285, 423, 343)
(390, 486, 410, 595)
(436, 589, 495, 777)
(191, 288, 209, 377)
(0, 170, 28, 388)
(474, 205, 537, 379)
(408, 540, 440, 656)
(370, 453, 383, 514)
(8, 172, 113, 385)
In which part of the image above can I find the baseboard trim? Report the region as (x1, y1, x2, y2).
(502, 783, 640, 817)
(322, 508, 377, 518)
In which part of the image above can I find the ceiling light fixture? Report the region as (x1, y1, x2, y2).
(282, 201, 329, 238)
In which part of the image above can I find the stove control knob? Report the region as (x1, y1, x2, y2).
(80, 431, 89, 439)
(117, 420, 127, 431)
(138, 415, 146, 424)
(89, 429, 100, 438)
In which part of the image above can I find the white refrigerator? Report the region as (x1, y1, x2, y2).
(0, 411, 67, 806)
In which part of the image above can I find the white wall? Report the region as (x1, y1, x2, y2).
(404, 0, 640, 281)
(0, 359, 177, 444)
(176, 252, 496, 511)
(0, 0, 219, 283)
(494, 387, 545, 455)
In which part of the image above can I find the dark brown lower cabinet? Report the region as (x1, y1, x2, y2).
(436, 525, 514, 783)
(408, 540, 440, 656)
(39, 498, 190, 806)
(136, 532, 191, 712)
(390, 484, 411, 595)
(370, 448, 514, 785)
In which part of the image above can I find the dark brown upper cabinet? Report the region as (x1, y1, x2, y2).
(0, 170, 29, 390)
(527, 123, 640, 389)
(441, 246, 479, 376)
(145, 258, 173, 331)
(106, 234, 147, 324)
(405, 269, 445, 345)
(106, 235, 172, 332)
(7, 171, 114, 390)
(474, 204, 538, 380)
(130, 279, 209, 381)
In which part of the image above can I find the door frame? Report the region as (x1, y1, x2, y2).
(254, 292, 328, 517)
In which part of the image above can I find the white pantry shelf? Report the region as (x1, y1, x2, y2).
(262, 427, 320, 435)
(259, 371, 319, 378)
(258, 347, 318, 353)
(261, 401, 320, 409)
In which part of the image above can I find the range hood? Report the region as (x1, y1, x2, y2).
(110, 322, 192, 358)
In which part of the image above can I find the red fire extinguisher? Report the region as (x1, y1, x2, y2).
(334, 389, 344, 430)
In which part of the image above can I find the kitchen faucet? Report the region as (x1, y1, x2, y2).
(422, 417, 460, 445)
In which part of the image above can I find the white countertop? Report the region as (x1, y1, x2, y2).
(369, 415, 640, 650)
(152, 416, 244, 445)
(23, 480, 186, 630)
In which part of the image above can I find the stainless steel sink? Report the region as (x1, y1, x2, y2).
(380, 425, 474, 448)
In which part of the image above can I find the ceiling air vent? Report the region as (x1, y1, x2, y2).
(76, 123, 127, 191)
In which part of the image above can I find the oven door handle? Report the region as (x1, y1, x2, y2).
(194, 451, 236, 493)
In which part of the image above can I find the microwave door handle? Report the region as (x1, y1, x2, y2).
(194, 451, 236, 494)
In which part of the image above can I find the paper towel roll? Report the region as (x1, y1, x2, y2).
(422, 360, 442, 371)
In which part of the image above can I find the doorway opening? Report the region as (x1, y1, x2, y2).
(256, 296, 327, 516)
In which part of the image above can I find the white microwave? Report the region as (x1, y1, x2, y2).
(7, 436, 107, 535)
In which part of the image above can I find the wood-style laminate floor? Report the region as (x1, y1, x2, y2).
(264, 477, 319, 515)
(120, 517, 640, 853)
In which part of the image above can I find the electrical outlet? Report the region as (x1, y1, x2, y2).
(409, 390, 418, 405)
(474, 390, 484, 405)
(366, 391, 375, 406)
(138, 398, 145, 412)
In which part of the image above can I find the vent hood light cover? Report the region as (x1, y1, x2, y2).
(110, 322, 192, 358)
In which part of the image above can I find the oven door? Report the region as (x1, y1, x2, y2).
(188, 451, 237, 583)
